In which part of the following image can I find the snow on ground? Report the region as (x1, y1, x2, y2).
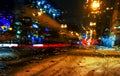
(96, 46, 115, 50)
(9, 49, 120, 76)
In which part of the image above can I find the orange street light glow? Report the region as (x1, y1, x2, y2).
(91, 1, 100, 10)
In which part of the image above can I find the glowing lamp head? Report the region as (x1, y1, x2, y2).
(91, 1, 100, 10)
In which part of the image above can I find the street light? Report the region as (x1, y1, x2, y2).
(90, 22, 96, 26)
(61, 24, 67, 28)
(89, 21, 96, 39)
(91, 0, 100, 11)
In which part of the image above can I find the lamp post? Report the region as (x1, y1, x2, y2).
(90, 0, 101, 18)
(89, 22, 96, 39)
(59, 24, 68, 42)
(90, 0, 100, 38)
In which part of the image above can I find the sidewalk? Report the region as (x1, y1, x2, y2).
(68, 48, 120, 57)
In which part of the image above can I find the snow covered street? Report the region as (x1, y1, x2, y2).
(7, 49, 120, 76)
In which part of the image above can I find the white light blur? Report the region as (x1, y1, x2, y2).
(33, 44, 43, 47)
(0, 44, 18, 47)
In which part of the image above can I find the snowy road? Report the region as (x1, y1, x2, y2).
(5, 49, 120, 76)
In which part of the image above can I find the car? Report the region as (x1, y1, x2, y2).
(0, 47, 19, 61)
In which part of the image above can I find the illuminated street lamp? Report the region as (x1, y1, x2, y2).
(91, 0, 100, 11)
(89, 21, 97, 39)
(84, 0, 101, 39)
(8, 27, 13, 31)
(90, 22, 96, 26)
(60, 24, 67, 35)
(38, 9, 44, 16)
(61, 24, 67, 28)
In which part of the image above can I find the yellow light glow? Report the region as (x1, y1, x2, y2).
(32, 13, 35, 16)
(106, 7, 109, 10)
(1, 26, 6, 30)
(61, 24, 64, 28)
(61, 24, 67, 28)
(75, 33, 79, 36)
(91, 1, 100, 10)
(38, 12, 42, 16)
(8, 27, 12, 31)
(90, 22, 96, 26)
(64, 24, 67, 28)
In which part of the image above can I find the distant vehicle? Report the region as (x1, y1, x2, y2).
(0, 47, 19, 61)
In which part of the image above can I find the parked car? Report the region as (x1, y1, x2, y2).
(0, 47, 19, 61)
